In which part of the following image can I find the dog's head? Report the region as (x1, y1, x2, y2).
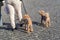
(23, 14, 31, 20)
(22, 14, 30, 24)
(20, 19, 28, 27)
(24, 14, 29, 17)
(21, 19, 28, 24)
(39, 10, 45, 16)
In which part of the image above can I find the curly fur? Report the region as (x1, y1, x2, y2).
(21, 14, 33, 33)
(39, 10, 51, 27)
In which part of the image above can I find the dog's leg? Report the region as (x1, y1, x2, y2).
(27, 24, 30, 33)
(46, 18, 51, 27)
(41, 17, 43, 24)
(45, 21, 49, 27)
(25, 24, 27, 31)
(41, 16, 44, 24)
(30, 25, 33, 32)
(48, 19, 51, 27)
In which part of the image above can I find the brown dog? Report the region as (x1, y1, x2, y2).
(21, 13, 33, 33)
(39, 10, 51, 27)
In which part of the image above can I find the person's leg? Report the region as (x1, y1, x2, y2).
(17, 1, 22, 22)
(0, 2, 3, 26)
(13, 1, 22, 22)
(7, 4, 16, 29)
(0, 14, 2, 26)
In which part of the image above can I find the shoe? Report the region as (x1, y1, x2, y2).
(11, 28, 15, 31)
(15, 27, 17, 30)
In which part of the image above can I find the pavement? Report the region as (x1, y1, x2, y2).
(1, 0, 60, 40)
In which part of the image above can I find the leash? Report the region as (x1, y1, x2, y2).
(22, 0, 28, 14)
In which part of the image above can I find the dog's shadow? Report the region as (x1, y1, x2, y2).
(32, 21, 44, 27)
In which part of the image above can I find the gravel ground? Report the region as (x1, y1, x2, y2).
(1, 0, 60, 40)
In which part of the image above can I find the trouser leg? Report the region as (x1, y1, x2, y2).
(0, 14, 2, 26)
(7, 4, 15, 29)
(14, 1, 22, 22)
(0, 2, 3, 26)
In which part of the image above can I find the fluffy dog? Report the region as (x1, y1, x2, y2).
(39, 10, 51, 27)
(21, 14, 33, 33)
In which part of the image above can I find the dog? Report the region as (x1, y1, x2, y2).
(21, 13, 33, 33)
(39, 10, 51, 27)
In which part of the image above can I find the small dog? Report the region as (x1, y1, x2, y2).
(39, 10, 51, 27)
(21, 13, 33, 33)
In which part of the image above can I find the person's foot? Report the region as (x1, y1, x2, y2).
(11, 28, 15, 31)
(11, 28, 18, 31)
(15, 27, 18, 30)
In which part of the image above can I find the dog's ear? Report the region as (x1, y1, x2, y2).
(39, 10, 45, 16)
(39, 9, 45, 13)
(40, 10, 45, 13)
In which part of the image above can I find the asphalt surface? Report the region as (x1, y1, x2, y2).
(1, 0, 60, 40)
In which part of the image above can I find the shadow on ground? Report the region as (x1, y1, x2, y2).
(0, 23, 26, 33)
(0, 21, 44, 30)
(32, 21, 45, 27)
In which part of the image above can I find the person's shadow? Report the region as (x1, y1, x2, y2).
(1, 23, 29, 33)
(0, 23, 25, 31)
(0, 23, 11, 30)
